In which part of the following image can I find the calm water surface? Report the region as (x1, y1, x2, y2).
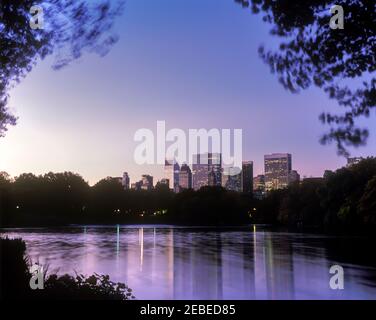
(2, 226, 376, 299)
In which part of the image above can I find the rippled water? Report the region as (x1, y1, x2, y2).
(2, 226, 376, 299)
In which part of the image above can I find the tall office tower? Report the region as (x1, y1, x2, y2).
(231, 169, 242, 192)
(192, 153, 222, 190)
(192, 153, 209, 190)
(347, 157, 363, 166)
(208, 153, 222, 187)
(141, 174, 153, 190)
(222, 167, 242, 192)
(242, 161, 253, 194)
(164, 159, 180, 192)
(289, 170, 300, 185)
(179, 164, 192, 190)
(122, 172, 130, 190)
(264, 153, 292, 192)
(208, 168, 216, 187)
(173, 162, 181, 192)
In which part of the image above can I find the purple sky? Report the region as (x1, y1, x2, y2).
(0, 0, 375, 185)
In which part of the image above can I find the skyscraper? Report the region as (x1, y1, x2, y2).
(179, 164, 192, 190)
(264, 153, 292, 192)
(192, 153, 222, 190)
(192, 153, 208, 190)
(242, 161, 253, 194)
(164, 159, 180, 192)
(222, 167, 242, 192)
(122, 172, 130, 190)
(208, 153, 222, 187)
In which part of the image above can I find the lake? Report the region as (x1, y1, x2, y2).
(1, 225, 376, 299)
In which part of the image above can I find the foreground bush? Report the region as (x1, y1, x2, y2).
(40, 273, 135, 300)
(0, 238, 135, 300)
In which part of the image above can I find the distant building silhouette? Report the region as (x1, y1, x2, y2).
(242, 161, 253, 194)
(131, 174, 153, 191)
(179, 164, 192, 190)
(208, 153, 222, 187)
(264, 153, 292, 192)
(192, 154, 209, 190)
(222, 167, 242, 192)
(122, 172, 130, 190)
(165, 159, 180, 192)
(208, 168, 217, 187)
(192, 153, 222, 190)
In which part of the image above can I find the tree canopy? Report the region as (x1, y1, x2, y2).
(0, 0, 124, 136)
(1, 1, 374, 157)
(0, 171, 254, 227)
(255, 157, 376, 231)
(236, 0, 375, 156)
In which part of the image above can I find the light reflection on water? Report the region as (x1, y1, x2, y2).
(2, 226, 376, 300)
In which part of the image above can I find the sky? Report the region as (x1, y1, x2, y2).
(0, 0, 375, 185)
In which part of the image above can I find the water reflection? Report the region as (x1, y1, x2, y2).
(1, 226, 376, 299)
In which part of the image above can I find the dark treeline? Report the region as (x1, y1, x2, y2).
(0, 173, 254, 227)
(1, 158, 376, 232)
(255, 158, 376, 233)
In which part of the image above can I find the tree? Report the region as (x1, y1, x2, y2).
(0, 0, 124, 136)
(5, 172, 89, 226)
(278, 179, 325, 228)
(318, 157, 376, 229)
(236, 0, 375, 156)
(90, 177, 125, 218)
(168, 186, 251, 225)
(0, 171, 13, 226)
(358, 176, 376, 227)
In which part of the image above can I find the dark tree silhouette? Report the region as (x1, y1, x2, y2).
(358, 176, 376, 226)
(255, 157, 376, 231)
(0, 0, 124, 136)
(235, 0, 375, 156)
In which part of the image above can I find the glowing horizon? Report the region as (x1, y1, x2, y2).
(1, 0, 375, 186)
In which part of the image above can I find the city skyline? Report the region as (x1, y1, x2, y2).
(1, 152, 373, 187)
(0, 0, 375, 185)
(110, 153, 366, 193)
